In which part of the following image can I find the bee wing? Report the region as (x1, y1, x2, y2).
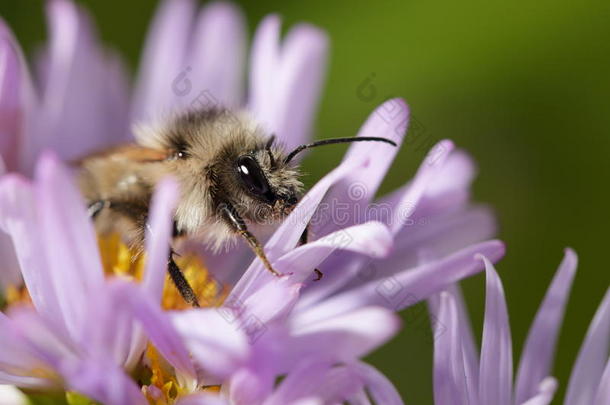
(114, 145, 170, 162)
(72, 145, 169, 165)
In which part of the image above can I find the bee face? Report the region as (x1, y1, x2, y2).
(219, 144, 302, 224)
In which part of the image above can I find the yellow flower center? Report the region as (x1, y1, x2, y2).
(0, 234, 225, 404)
(97, 234, 225, 404)
(97, 233, 228, 311)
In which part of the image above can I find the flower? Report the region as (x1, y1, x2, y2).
(0, 151, 401, 404)
(0, 97, 503, 404)
(430, 249, 610, 405)
(0, 0, 506, 403)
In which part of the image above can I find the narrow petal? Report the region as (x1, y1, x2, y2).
(478, 255, 513, 405)
(315, 99, 409, 238)
(388, 140, 454, 235)
(186, 2, 246, 108)
(565, 288, 610, 405)
(79, 284, 135, 368)
(124, 178, 180, 368)
(240, 278, 302, 325)
(514, 248, 577, 404)
(0, 174, 63, 324)
(423, 149, 476, 200)
(380, 149, 475, 218)
(141, 178, 180, 301)
(275, 221, 392, 280)
(390, 205, 495, 261)
(248, 17, 328, 150)
(265, 24, 328, 150)
(36, 153, 105, 338)
(248, 15, 280, 132)
(448, 285, 479, 404)
(593, 359, 610, 405)
(264, 360, 361, 405)
(433, 292, 467, 405)
(172, 309, 250, 379)
(280, 307, 400, 372)
(294, 240, 505, 325)
(111, 283, 196, 380)
(25, 1, 130, 169)
(350, 362, 404, 405)
(131, 0, 196, 123)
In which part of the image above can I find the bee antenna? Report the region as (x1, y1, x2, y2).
(283, 136, 397, 165)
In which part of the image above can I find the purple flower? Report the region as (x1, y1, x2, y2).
(0, 152, 401, 404)
(0, 1, 506, 404)
(431, 249, 610, 405)
(0, 98, 502, 403)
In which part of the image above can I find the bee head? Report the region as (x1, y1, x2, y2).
(228, 135, 303, 223)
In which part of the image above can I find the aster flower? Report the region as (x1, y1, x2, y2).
(430, 249, 610, 405)
(0, 150, 400, 404)
(0, 97, 503, 404)
(0, 0, 507, 403)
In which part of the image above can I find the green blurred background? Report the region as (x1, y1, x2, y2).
(2, 0, 609, 403)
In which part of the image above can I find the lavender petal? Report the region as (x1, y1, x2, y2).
(565, 288, 610, 404)
(514, 248, 577, 403)
(478, 255, 513, 405)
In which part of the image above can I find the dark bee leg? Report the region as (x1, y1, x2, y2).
(219, 202, 283, 277)
(168, 249, 200, 307)
(299, 225, 323, 281)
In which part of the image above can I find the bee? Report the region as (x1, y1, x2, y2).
(76, 108, 396, 306)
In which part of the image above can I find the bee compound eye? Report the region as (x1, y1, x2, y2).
(236, 155, 271, 197)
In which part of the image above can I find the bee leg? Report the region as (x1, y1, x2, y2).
(168, 249, 200, 307)
(219, 203, 283, 277)
(299, 225, 324, 281)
